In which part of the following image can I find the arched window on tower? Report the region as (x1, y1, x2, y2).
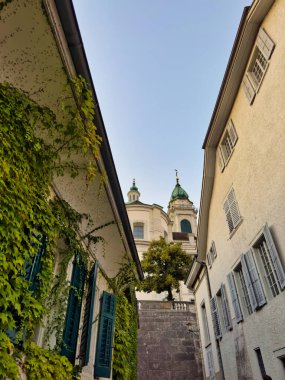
(181, 219, 192, 233)
(133, 223, 144, 239)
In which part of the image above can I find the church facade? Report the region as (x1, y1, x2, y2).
(126, 176, 197, 301)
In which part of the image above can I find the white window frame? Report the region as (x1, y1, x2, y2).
(223, 188, 242, 235)
(243, 27, 275, 104)
(200, 301, 211, 347)
(218, 119, 238, 171)
(251, 224, 285, 299)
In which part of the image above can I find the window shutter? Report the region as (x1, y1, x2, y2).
(263, 224, 285, 289)
(220, 284, 232, 331)
(212, 242, 217, 259)
(228, 120, 238, 146)
(244, 251, 266, 308)
(256, 28, 275, 60)
(227, 273, 243, 323)
(228, 189, 241, 228)
(242, 74, 256, 104)
(94, 291, 117, 378)
(210, 296, 222, 339)
(61, 255, 86, 364)
(206, 348, 215, 380)
(25, 233, 47, 292)
(223, 198, 234, 233)
(241, 254, 258, 311)
(217, 147, 225, 172)
(207, 251, 212, 268)
(79, 262, 98, 367)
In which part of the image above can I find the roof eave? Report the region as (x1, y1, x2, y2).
(53, 0, 143, 280)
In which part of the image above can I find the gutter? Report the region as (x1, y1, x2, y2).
(53, 0, 143, 280)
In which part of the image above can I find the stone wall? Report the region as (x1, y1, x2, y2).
(138, 301, 203, 380)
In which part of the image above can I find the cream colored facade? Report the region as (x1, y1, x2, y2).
(126, 179, 198, 301)
(0, 1, 142, 379)
(188, 1, 285, 380)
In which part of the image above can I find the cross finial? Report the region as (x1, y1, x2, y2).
(133, 178, 135, 186)
(175, 169, 179, 184)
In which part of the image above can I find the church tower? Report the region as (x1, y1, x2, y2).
(127, 179, 141, 203)
(168, 171, 198, 255)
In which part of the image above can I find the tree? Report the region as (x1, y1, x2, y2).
(138, 238, 192, 301)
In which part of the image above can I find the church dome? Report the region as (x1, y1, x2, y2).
(171, 183, 189, 201)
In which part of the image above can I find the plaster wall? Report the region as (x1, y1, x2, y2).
(204, 1, 285, 379)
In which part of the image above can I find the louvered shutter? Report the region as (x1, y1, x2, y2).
(217, 146, 225, 172)
(206, 348, 215, 380)
(243, 74, 256, 104)
(227, 272, 243, 323)
(228, 120, 238, 146)
(256, 28, 275, 60)
(94, 292, 117, 378)
(263, 224, 285, 289)
(207, 251, 212, 268)
(228, 189, 241, 228)
(223, 198, 234, 233)
(245, 250, 266, 307)
(79, 262, 98, 367)
(210, 296, 222, 339)
(220, 284, 232, 330)
(61, 255, 86, 364)
(25, 233, 47, 292)
(241, 254, 257, 311)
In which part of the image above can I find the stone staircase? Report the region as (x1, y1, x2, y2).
(138, 301, 203, 380)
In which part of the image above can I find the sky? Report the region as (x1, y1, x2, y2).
(73, 0, 250, 211)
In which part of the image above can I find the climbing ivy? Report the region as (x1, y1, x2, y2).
(109, 261, 139, 380)
(0, 78, 102, 378)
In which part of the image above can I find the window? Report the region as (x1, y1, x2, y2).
(206, 346, 216, 380)
(201, 302, 210, 346)
(207, 241, 217, 269)
(210, 296, 222, 339)
(180, 219, 192, 233)
(223, 188, 241, 234)
(218, 120, 238, 171)
(253, 224, 285, 298)
(133, 223, 144, 239)
(234, 263, 253, 316)
(61, 254, 86, 364)
(243, 28, 275, 104)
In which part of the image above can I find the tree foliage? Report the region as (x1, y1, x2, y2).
(138, 238, 192, 301)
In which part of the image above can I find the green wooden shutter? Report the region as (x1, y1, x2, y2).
(79, 262, 98, 367)
(61, 255, 86, 364)
(25, 233, 47, 292)
(94, 291, 117, 378)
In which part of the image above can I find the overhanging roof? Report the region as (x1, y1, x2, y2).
(54, 0, 143, 280)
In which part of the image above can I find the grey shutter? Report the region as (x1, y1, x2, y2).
(223, 197, 234, 233)
(256, 28, 275, 60)
(245, 250, 266, 308)
(217, 146, 225, 172)
(263, 224, 285, 289)
(243, 74, 256, 104)
(206, 348, 215, 380)
(228, 120, 238, 146)
(241, 254, 258, 311)
(220, 284, 232, 331)
(212, 242, 217, 259)
(210, 296, 222, 339)
(228, 189, 241, 228)
(227, 272, 243, 323)
(207, 251, 212, 268)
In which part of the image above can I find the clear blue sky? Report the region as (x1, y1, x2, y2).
(73, 0, 250, 210)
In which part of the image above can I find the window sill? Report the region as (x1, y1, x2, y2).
(228, 218, 243, 239)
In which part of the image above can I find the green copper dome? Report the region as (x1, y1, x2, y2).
(171, 182, 189, 201)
